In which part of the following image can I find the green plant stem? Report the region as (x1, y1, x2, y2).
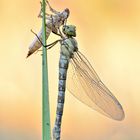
(42, 0, 51, 140)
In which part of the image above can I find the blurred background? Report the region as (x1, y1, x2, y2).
(0, 0, 140, 139)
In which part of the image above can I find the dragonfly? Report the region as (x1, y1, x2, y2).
(31, 25, 125, 140)
(32, 25, 125, 140)
(26, 0, 70, 58)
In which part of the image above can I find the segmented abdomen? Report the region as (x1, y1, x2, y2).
(53, 55, 69, 140)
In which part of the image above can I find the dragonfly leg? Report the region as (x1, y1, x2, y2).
(46, 40, 61, 49)
(58, 27, 65, 39)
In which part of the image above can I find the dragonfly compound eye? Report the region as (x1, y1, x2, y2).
(62, 25, 76, 37)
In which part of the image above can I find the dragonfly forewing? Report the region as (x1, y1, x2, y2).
(67, 51, 125, 121)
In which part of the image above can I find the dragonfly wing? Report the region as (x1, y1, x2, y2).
(67, 51, 125, 120)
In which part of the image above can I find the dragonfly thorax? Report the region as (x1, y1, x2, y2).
(60, 37, 78, 59)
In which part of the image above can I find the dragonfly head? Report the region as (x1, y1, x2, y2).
(62, 25, 76, 37)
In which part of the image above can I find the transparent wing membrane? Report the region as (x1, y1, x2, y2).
(67, 51, 125, 120)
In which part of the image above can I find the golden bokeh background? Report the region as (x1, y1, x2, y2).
(0, 0, 140, 139)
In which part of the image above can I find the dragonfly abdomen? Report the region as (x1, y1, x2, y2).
(53, 55, 69, 140)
